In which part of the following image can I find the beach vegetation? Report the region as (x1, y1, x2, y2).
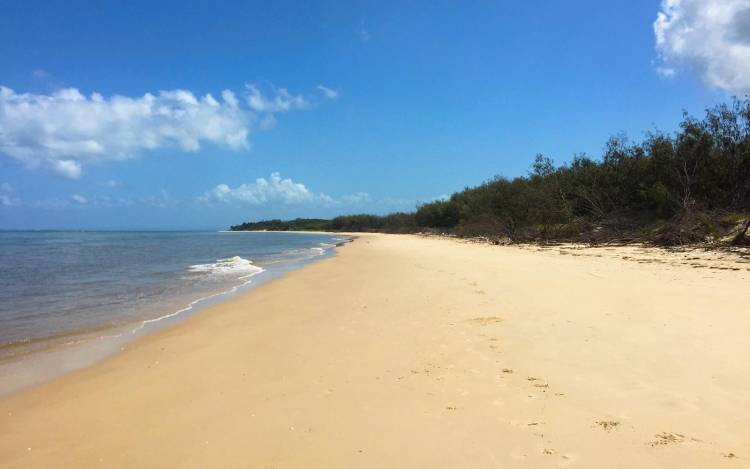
(232, 98, 750, 246)
(229, 218, 330, 231)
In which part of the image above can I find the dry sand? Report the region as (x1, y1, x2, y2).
(1, 233, 749, 468)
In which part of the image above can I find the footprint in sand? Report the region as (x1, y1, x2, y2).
(468, 316, 503, 325)
(559, 453, 578, 467)
(594, 420, 620, 432)
(648, 432, 698, 446)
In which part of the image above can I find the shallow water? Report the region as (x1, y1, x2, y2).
(0, 231, 347, 393)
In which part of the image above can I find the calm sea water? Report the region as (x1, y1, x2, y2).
(0, 231, 346, 363)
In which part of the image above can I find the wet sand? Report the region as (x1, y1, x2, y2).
(1, 233, 748, 468)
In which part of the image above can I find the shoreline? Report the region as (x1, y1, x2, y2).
(0, 267, 265, 397)
(0, 233, 347, 397)
(1, 233, 748, 467)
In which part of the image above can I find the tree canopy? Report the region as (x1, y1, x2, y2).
(232, 99, 750, 246)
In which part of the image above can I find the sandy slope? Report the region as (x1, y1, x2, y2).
(1, 234, 749, 468)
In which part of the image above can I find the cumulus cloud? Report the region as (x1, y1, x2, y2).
(200, 172, 370, 207)
(0, 86, 249, 178)
(654, 0, 750, 94)
(201, 172, 333, 206)
(0, 83, 332, 178)
(53, 160, 83, 179)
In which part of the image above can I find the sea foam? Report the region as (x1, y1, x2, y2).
(188, 256, 264, 277)
(0, 231, 342, 396)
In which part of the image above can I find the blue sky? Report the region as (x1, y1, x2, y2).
(0, 0, 745, 229)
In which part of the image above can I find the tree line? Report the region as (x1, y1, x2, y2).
(232, 98, 750, 245)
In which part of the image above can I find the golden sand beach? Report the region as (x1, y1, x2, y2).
(1, 233, 749, 468)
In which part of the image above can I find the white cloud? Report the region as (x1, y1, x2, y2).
(100, 179, 123, 188)
(31, 190, 174, 210)
(654, 0, 750, 94)
(53, 160, 82, 179)
(316, 85, 339, 99)
(258, 114, 278, 131)
(0, 182, 20, 207)
(140, 189, 173, 208)
(221, 89, 239, 108)
(340, 191, 371, 204)
(200, 172, 371, 208)
(656, 66, 676, 78)
(201, 172, 332, 206)
(0, 83, 330, 178)
(245, 85, 309, 113)
(32, 198, 71, 209)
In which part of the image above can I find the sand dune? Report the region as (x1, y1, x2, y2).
(1, 234, 748, 468)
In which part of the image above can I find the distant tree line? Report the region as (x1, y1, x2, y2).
(230, 218, 330, 231)
(231, 98, 750, 246)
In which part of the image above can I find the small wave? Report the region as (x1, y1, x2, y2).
(104, 267, 266, 339)
(331, 237, 352, 246)
(277, 245, 330, 260)
(188, 256, 264, 277)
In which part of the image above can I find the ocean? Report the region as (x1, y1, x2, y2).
(0, 231, 347, 394)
